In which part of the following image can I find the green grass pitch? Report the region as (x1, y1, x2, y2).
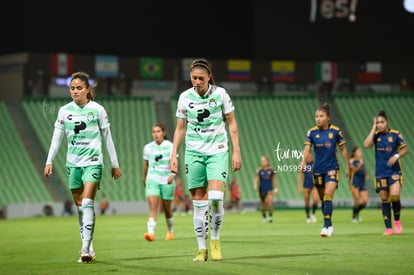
(1, 208, 413, 274)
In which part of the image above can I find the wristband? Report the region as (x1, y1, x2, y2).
(394, 154, 400, 159)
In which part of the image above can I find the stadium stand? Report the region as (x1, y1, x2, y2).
(0, 101, 53, 206)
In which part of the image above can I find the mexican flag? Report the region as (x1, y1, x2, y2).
(316, 62, 337, 82)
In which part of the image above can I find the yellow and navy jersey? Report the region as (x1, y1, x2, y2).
(373, 129, 406, 177)
(304, 124, 345, 174)
(349, 158, 366, 186)
(256, 167, 275, 185)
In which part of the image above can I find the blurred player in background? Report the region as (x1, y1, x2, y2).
(142, 122, 176, 241)
(349, 146, 369, 223)
(229, 179, 243, 212)
(298, 152, 319, 223)
(254, 156, 278, 223)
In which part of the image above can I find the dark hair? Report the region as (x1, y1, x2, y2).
(351, 146, 360, 158)
(190, 58, 215, 84)
(317, 102, 330, 116)
(152, 122, 167, 139)
(70, 71, 96, 101)
(376, 110, 388, 121)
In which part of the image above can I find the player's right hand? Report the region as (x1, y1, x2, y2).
(44, 164, 53, 178)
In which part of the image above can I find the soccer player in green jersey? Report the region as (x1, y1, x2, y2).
(44, 72, 122, 263)
(142, 122, 176, 242)
(170, 59, 242, 261)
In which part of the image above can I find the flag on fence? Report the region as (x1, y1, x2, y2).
(316, 61, 337, 82)
(271, 60, 295, 82)
(227, 59, 251, 81)
(140, 57, 163, 79)
(50, 53, 74, 76)
(95, 55, 119, 77)
(358, 62, 381, 82)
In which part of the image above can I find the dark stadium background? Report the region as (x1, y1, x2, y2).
(2, 1, 414, 62)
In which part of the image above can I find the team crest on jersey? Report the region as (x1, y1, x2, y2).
(209, 98, 217, 108)
(388, 136, 393, 143)
(87, 112, 95, 121)
(328, 132, 334, 139)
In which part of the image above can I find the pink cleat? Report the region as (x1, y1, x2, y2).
(383, 228, 393, 236)
(394, 221, 402, 234)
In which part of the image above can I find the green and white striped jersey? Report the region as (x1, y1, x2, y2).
(54, 101, 110, 167)
(143, 140, 173, 185)
(176, 85, 234, 155)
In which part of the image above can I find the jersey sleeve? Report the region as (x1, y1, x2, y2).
(222, 90, 235, 115)
(337, 129, 346, 145)
(143, 144, 150, 160)
(304, 129, 312, 145)
(99, 106, 110, 129)
(53, 107, 65, 130)
(396, 131, 407, 149)
(176, 94, 187, 119)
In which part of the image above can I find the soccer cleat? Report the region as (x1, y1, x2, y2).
(80, 250, 93, 263)
(394, 221, 402, 234)
(352, 218, 358, 224)
(383, 228, 393, 236)
(328, 226, 334, 236)
(357, 216, 363, 222)
(310, 214, 317, 223)
(306, 217, 311, 224)
(320, 226, 334, 237)
(210, 240, 222, 260)
(78, 251, 96, 263)
(268, 217, 273, 223)
(192, 249, 208, 262)
(144, 233, 155, 242)
(165, 232, 174, 240)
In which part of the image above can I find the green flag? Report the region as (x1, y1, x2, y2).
(140, 57, 163, 79)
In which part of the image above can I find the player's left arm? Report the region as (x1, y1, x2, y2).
(339, 143, 350, 180)
(389, 143, 408, 166)
(225, 111, 242, 172)
(102, 127, 122, 180)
